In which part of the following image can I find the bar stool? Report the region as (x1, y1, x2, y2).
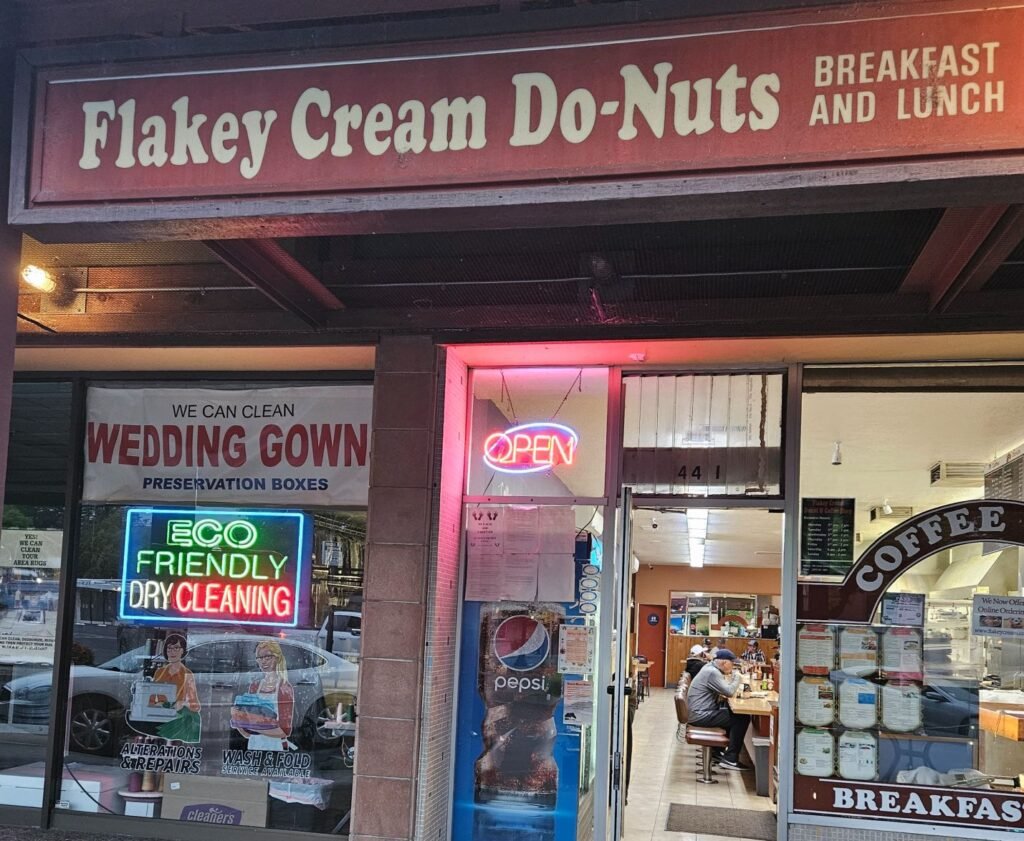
(676, 691, 729, 784)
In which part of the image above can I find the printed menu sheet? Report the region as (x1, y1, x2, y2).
(880, 627, 923, 679)
(838, 626, 878, 677)
(798, 624, 835, 675)
(796, 728, 835, 777)
(838, 677, 878, 729)
(838, 730, 878, 781)
(465, 505, 577, 602)
(880, 681, 922, 732)
(797, 676, 836, 726)
(558, 624, 596, 674)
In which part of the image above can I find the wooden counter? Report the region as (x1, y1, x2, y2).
(666, 634, 779, 685)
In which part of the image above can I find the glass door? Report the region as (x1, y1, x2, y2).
(609, 488, 635, 839)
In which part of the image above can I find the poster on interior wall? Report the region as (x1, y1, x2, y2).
(972, 594, 1024, 637)
(800, 498, 855, 577)
(82, 385, 372, 506)
(0, 530, 62, 665)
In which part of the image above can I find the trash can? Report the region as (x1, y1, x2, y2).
(752, 736, 772, 797)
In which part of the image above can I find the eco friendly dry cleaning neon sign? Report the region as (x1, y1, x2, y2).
(483, 422, 579, 474)
(119, 508, 310, 627)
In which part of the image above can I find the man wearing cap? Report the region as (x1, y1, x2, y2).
(685, 644, 708, 680)
(743, 639, 766, 663)
(687, 649, 751, 771)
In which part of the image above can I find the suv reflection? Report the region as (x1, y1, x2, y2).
(1, 635, 358, 756)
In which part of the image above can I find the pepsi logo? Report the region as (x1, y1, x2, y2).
(493, 615, 550, 671)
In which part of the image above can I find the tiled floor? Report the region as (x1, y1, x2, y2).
(623, 688, 775, 841)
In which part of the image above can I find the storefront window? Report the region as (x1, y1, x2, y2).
(56, 382, 370, 834)
(0, 381, 72, 809)
(466, 368, 608, 498)
(795, 367, 1024, 834)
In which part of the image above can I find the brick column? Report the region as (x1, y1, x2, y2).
(351, 336, 441, 841)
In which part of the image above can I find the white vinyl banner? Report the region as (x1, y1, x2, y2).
(83, 385, 372, 506)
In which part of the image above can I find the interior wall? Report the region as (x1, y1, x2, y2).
(634, 564, 782, 607)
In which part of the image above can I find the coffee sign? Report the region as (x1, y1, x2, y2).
(797, 500, 1024, 623)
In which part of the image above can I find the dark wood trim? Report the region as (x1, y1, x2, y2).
(898, 206, 1008, 310)
(204, 239, 344, 326)
(803, 365, 1024, 391)
(14, 289, 1024, 345)
(8, 53, 34, 229)
(14, 0, 872, 57)
(935, 204, 1024, 311)
(14, 156, 1024, 243)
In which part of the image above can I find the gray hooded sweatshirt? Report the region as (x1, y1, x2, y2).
(687, 661, 742, 722)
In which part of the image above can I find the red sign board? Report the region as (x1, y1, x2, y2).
(24, 1, 1024, 206)
(794, 778, 1024, 831)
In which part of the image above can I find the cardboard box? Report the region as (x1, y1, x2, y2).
(162, 774, 268, 827)
(0, 761, 129, 812)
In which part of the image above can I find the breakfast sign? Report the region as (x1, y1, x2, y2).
(19, 0, 1024, 209)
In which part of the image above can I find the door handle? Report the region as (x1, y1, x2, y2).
(212, 682, 234, 689)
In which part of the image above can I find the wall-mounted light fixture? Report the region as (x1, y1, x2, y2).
(20, 265, 56, 293)
(831, 441, 843, 466)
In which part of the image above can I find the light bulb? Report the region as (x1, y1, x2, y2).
(20, 265, 56, 293)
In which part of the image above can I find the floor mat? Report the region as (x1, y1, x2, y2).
(665, 803, 777, 840)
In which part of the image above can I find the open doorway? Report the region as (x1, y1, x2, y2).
(623, 506, 783, 841)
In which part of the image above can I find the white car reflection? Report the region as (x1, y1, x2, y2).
(0, 634, 358, 757)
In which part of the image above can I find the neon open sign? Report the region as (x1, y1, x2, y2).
(483, 422, 579, 474)
(120, 508, 311, 627)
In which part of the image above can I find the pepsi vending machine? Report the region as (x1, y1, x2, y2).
(452, 532, 600, 841)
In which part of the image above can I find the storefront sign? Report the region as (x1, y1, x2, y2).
(483, 422, 578, 474)
(798, 500, 1024, 623)
(794, 778, 1024, 831)
(119, 508, 311, 627)
(19, 2, 1024, 212)
(83, 385, 371, 506)
(972, 593, 1024, 637)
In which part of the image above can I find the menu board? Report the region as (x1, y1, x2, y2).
(880, 627, 923, 679)
(796, 728, 835, 777)
(838, 730, 878, 781)
(838, 677, 878, 729)
(838, 626, 878, 677)
(797, 676, 836, 726)
(985, 455, 1024, 502)
(800, 498, 856, 577)
(880, 681, 923, 732)
(798, 624, 835, 675)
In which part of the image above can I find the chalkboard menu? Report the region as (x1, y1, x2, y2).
(985, 455, 1024, 503)
(801, 498, 856, 577)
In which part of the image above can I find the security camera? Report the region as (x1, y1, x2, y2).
(651, 518, 659, 530)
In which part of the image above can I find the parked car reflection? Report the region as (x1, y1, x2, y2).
(1, 634, 358, 757)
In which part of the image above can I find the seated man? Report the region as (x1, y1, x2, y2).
(743, 639, 766, 663)
(685, 644, 708, 680)
(686, 649, 751, 771)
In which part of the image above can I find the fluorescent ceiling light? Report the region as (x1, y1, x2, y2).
(687, 508, 709, 568)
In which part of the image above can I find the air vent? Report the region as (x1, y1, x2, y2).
(929, 461, 987, 487)
(870, 506, 914, 522)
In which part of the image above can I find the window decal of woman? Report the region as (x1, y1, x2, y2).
(232, 640, 296, 751)
(153, 633, 202, 743)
